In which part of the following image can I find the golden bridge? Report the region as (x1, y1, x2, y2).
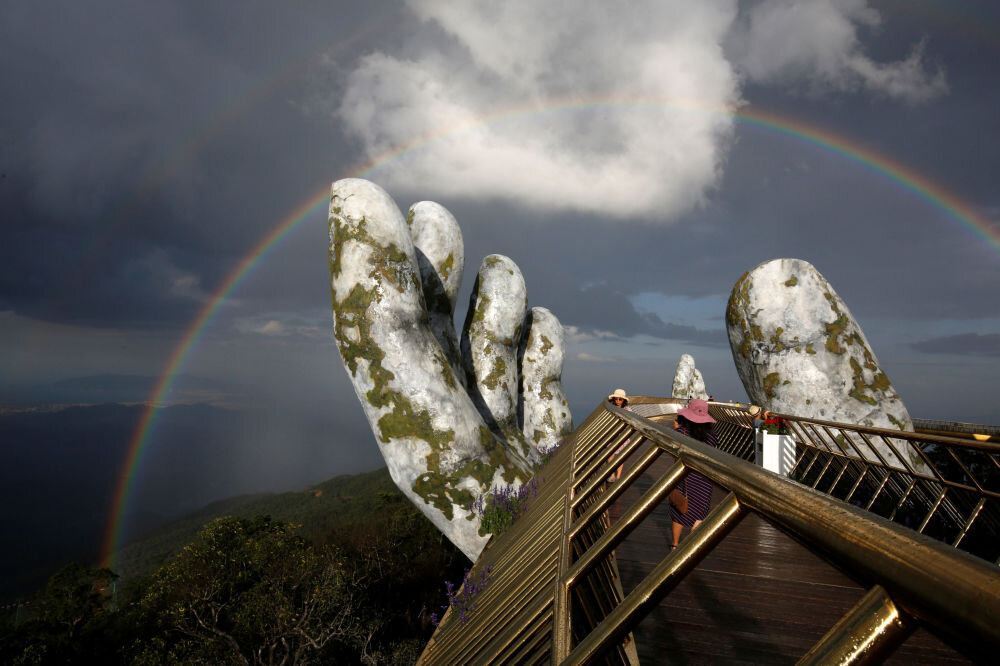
(417, 398, 1000, 664)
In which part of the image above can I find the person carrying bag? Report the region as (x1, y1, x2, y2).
(668, 399, 717, 551)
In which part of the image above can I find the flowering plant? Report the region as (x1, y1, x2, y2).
(469, 477, 542, 536)
(763, 414, 789, 435)
(430, 564, 493, 627)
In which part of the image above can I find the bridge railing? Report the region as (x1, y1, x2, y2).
(747, 407, 1000, 563)
(556, 401, 1000, 664)
(419, 398, 1000, 664)
(912, 417, 1000, 441)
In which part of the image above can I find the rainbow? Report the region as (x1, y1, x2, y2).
(100, 100, 1000, 568)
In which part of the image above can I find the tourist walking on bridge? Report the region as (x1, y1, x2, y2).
(606, 389, 632, 483)
(670, 398, 718, 550)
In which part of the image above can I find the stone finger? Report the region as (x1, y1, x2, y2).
(461, 254, 530, 453)
(329, 178, 530, 560)
(407, 201, 466, 386)
(726, 258, 920, 472)
(519, 306, 573, 459)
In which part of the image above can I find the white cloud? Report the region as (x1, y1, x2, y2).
(565, 326, 620, 344)
(337, 0, 742, 220)
(255, 320, 286, 336)
(335, 1, 945, 219)
(575, 352, 614, 362)
(169, 274, 205, 302)
(234, 314, 330, 340)
(728, 0, 947, 102)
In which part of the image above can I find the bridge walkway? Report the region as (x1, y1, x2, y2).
(611, 444, 967, 664)
(418, 398, 1000, 665)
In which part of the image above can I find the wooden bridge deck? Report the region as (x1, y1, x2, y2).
(610, 447, 971, 665)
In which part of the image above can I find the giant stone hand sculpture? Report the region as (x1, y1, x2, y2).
(328, 179, 572, 560)
(726, 258, 921, 471)
(672, 353, 708, 400)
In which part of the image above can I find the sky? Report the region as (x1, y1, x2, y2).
(2, 1, 999, 569)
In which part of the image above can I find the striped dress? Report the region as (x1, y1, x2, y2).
(669, 424, 718, 526)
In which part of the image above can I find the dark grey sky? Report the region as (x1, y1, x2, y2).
(2, 1, 999, 551)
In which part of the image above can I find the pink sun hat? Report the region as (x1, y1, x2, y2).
(677, 398, 715, 424)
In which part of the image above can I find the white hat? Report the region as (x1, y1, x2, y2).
(608, 389, 629, 405)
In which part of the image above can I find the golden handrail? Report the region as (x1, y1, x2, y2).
(562, 404, 1000, 662)
(419, 398, 1000, 665)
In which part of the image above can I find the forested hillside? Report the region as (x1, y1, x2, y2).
(115, 467, 403, 580)
(1, 467, 467, 665)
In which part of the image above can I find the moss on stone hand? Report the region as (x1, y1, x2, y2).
(330, 213, 415, 295)
(483, 357, 507, 391)
(440, 253, 454, 280)
(539, 377, 556, 401)
(823, 293, 850, 355)
(726, 272, 751, 328)
(763, 372, 781, 399)
(330, 207, 514, 520)
(540, 334, 554, 355)
(847, 358, 878, 405)
(725, 271, 753, 361)
(770, 326, 785, 351)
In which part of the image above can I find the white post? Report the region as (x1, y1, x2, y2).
(757, 431, 796, 476)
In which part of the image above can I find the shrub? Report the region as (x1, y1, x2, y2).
(469, 477, 541, 536)
(430, 564, 493, 627)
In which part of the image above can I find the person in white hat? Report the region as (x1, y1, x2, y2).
(606, 389, 631, 483)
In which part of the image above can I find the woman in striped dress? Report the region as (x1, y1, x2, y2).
(670, 399, 718, 551)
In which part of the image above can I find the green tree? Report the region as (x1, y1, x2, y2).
(0, 563, 119, 665)
(38, 563, 117, 642)
(135, 515, 361, 665)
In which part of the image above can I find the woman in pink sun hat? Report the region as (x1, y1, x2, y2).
(669, 398, 718, 551)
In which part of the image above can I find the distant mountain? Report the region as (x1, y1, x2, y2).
(114, 467, 398, 581)
(0, 466, 464, 665)
(0, 401, 381, 601)
(2, 372, 233, 407)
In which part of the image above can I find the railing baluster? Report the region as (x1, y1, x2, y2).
(562, 494, 745, 665)
(825, 455, 850, 496)
(564, 463, 687, 589)
(795, 447, 822, 481)
(917, 486, 948, 533)
(946, 446, 985, 493)
(953, 497, 986, 549)
(888, 477, 916, 522)
(798, 585, 913, 666)
(844, 463, 870, 505)
(574, 426, 632, 491)
(865, 468, 891, 511)
(811, 451, 837, 490)
(569, 445, 662, 540)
